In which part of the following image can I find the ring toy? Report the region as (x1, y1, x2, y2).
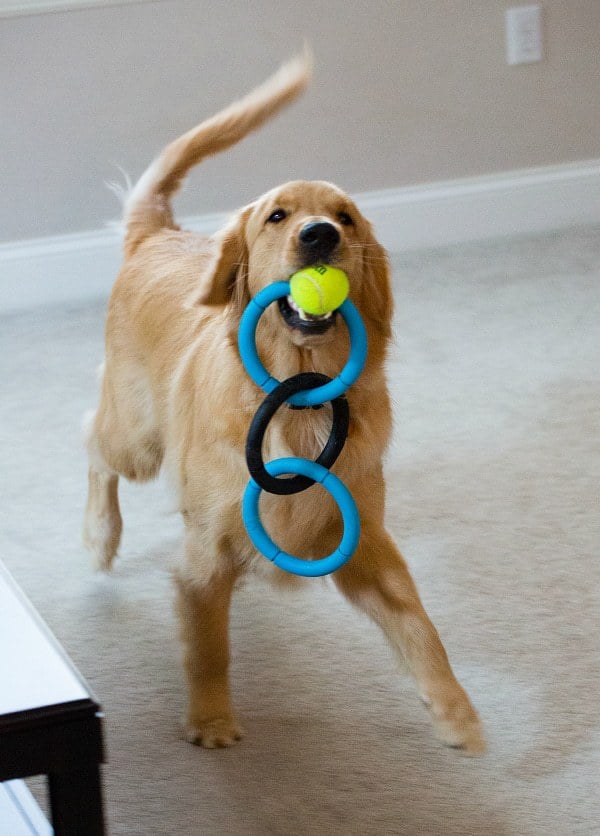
(238, 277, 367, 577)
(245, 372, 349, 495)
(242, 457, 360, 577)
(238, 281, 367, 407)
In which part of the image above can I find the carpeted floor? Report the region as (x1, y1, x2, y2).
(1, 225, 598, 835)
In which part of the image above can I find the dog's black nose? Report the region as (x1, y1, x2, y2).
(299, 222, 340, 261)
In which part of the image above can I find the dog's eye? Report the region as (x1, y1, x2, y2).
(266, 208, 287, 224)
(338, 211, 354, 226)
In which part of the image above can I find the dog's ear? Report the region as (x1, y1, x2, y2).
(196, 205, 253, 312)
(359, 223, 393, 339)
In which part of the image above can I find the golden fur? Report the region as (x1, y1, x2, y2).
(83, 50, 485, 752)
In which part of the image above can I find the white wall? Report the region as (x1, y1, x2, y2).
(2, 0, 600, 244)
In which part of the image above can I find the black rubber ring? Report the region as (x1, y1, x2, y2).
(246, 372, 349, 496)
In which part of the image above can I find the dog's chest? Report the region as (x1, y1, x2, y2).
(262, 406, 331, 463)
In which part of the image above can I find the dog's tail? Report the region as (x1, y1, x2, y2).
(123, 47, 312, 257)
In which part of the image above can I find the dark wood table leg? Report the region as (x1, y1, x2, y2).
(48, 764, 105, 836)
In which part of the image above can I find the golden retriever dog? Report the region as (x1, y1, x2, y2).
(83, 50, 485, 753)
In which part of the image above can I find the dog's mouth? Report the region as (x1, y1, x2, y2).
(278, 295, 339, 335)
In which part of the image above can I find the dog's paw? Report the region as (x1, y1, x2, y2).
(424, 688, 486, 756)
(183, 717, 244, 749)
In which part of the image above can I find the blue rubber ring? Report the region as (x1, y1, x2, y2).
(242, 457, 360, 577)
(238, 281, 368, 407)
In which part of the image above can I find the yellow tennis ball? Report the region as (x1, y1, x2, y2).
(289, 265, 349, 315)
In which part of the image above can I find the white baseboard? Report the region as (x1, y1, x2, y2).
(2, 160, 600, 315)
(0, 213, 226, 316)
(356, 159, 600, 252)
(0, 0, 151, 19)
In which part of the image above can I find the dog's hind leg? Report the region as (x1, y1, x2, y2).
(83, 464, 122, 572)
(82, 360, 164, 570)
(82, 407, 123, 572)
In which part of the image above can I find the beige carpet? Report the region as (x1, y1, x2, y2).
(1, 225, 598, 835)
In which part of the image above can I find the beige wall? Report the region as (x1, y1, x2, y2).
(2, 0, 599, 242)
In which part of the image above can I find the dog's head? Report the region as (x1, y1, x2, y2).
(199, 180, 392, 348)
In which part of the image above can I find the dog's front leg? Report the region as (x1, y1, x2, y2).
(333, 527, 485, 754)
(175, 558, 243, 748)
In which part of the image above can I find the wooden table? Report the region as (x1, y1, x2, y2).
(0, 560, 106, 835)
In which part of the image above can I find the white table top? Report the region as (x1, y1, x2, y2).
(0, 564, 88, 717)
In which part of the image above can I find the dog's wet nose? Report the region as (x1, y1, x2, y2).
(299, 222, 340, 262)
